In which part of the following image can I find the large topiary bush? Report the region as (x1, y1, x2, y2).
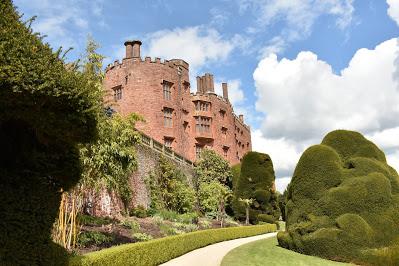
(278, 130, 399, 265)
(232, 152, 280, 223)
(0, 1, 101, 264)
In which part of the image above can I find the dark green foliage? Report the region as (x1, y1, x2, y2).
(278, 130, 399, 265)
(0, 1, 100, 265)
(130, 205, 148, 218)
(277, 189, 288, 221)
(77, 214, 114, 226)
(77, 231, 114, 248)
(231, 163, 241, 189)
(146, 156, 195, 213)
(232, 152, 280, 223)
(70, 224, 277, 266)
(195, 149, 233, 186)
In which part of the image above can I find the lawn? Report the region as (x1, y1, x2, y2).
(221, 236, 353, 266)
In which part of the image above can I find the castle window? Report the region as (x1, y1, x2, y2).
(113, 85, 122, 101)
(223, 147, 229, 158)
(196, 145, 203, 159)
(221, 127, 228, 139)
(164, 138, 173, 148)
(163, 108, 173, 127)
(163, 81, 172, 100)
(195, 101, 210, 111)
(195, 116, 211, 133)
(220, 109, 226, 119)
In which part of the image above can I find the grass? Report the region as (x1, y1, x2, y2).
(221, 237, 353, 266)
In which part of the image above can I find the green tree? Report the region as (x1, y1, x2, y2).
(0, 1, 101, 264)
(195, 149, 233, 186)
(146, 156, 195, 213)
(278, 130, 399, 265)
(232, 152, 280, 224)
(238, 198, 254, 225)
(198, 181, 232, 223)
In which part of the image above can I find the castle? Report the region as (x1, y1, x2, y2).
(104, 40, 251, 165)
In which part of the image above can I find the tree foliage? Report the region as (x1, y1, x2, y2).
(195, 149, 233, 185)
(232, 152, 280, 223)
(0, 1, 101, 264)
(146, 156, 195, 214)
(278, 130, 399, 265)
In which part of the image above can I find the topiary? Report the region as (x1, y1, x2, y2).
(278, 130, 399, 265)
(0, 1, 101, 264)
(232, 152, 279, 223)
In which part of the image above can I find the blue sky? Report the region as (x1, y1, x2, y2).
(14, 0, 399, 192)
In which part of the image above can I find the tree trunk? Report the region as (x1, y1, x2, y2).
(245, 206, 249, 225)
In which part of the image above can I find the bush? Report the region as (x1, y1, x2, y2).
(70, 224, 277, 266)
(129, 205, 148, 218)
(132, 233, 153, 242)
(78, 214, 114, 226)
(257, 214, 275, 224)
(0, 1, 101, 264)
(77, 231, 114, 248)
(232, 152, 280, 223)
(278, 130, 399, 265)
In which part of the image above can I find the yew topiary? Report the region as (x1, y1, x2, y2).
(0, 1, 101, 264)
(232, 152, 280, 223)
(278, 130, 399, 265)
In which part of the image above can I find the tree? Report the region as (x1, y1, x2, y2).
(239, 198, 254, 225)
(278, 130, 399, 265)
(195, 149, 233, 186)
(232, 152, 280, 224)
(0, 1, 101, 264)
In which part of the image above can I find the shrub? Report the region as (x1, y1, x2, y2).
(78, 214, 114, 226)
(232, 152, 280, 223)
(0, 1, 100, 264)
(70, 224, 277, 266)
(198, 220, 212, 229)
(120, 220, 141, 234)
(132, 233, 153, 242)
(77, 231, 114, 248)
(159, 223, 183, 236)
(257, 214, 275, 224)
(129, 205, 148, 218)
(231, 163, 241, 190)
(278, 130, 399, 265)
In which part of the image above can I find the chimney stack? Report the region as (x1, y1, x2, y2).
(124, 40, 142, 59)
(239, 114, 244, 122)
(222, 82, 228, 99)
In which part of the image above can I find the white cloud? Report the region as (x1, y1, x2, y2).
(215, 79, 245, 107)
(238, 0, 354, 55)
(387, 0, 399, 26)
(14, 0, 105, 52)
(252, 38, 399, 186)
(142, 26, 235, 78)
(275, 177, 292, 193)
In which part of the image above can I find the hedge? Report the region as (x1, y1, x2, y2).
(0, 1, 100, 264)
(232, 152, 280, 223)
(70, 224, 277, 266)
(278, 130, 399, 265)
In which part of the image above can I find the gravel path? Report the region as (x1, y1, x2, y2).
(161, 232, 278, 266)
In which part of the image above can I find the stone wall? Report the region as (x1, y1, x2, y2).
(87, 142, 195, 218)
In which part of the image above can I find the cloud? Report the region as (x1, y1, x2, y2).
(275, 177, 292, 193)
(14, 0, 105, 53)
(238, 0, 354, 55)
(387, 0, 399, 26)
(141, 26, 235, 78)
(252, 38, 399, 191)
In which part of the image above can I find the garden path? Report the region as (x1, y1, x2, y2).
(161, 232, 277, 266)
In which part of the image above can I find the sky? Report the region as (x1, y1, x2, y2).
(14, 0, 399, 192)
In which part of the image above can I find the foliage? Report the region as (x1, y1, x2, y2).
(77, 214, 114, 226)
(120, 220, 140, 234)
(0, 1, 101, 264)
(70, 224, 277, 266)
(277, 189, 288, 221)
(232, 152, 280, 223)
(231, 163, 241, 190)
(159, 223, 183, 236)
(198, 220, 212, 229)
(198, 181, 231, 213)
(145, 156, 195, 213)
(221, 236, 350, 266)
(195, 149, 233, 186)
(129, 205, 148, 218)
(77, 231, 114, 248)
(278, 130, 399, 265)
(154, 210, 198, 224)
(132, 233, 153, 242)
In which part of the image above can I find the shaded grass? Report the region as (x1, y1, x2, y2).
(221, 237, 352, 266)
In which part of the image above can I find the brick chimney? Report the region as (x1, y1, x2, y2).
(222, 82, 228, 100)
(124, 40, 142, 59)
(239, 114, 244, 122)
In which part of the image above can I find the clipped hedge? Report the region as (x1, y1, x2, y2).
(278, 130, 399, 265)
(232, 152, 280, 223)
(70, 224, 276, 266)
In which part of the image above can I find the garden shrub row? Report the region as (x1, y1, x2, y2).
(70, 224, 276, 266)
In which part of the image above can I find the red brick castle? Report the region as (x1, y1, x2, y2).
(104, 40, 251, 165)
